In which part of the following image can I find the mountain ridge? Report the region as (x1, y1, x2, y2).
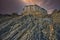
(0, 5, 60, 40)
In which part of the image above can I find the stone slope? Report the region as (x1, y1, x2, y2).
(0, 5, 60, 40)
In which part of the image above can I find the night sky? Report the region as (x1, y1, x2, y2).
(0, 0, 60, 14)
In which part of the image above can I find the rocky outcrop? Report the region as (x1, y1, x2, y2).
(51, 9, 60, 23)
(22, 5, 47, 18)
(0, 5, 60, 40)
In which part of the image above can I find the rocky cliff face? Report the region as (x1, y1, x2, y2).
(22, 5, 47, 18)
(51, 9, 60, 23)
(0, 5, 60, 40)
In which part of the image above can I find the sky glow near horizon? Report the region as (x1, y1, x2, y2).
(0, 0, 60, 14)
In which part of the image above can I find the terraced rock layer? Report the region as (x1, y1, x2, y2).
(0, 5, 60, 40)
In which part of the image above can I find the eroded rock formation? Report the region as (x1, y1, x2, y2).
(0, 5, 60, 40)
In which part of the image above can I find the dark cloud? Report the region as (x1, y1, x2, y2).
(0, 0, 60, 14)
(0, 0, 24, 14)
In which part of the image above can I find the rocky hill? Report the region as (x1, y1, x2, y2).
(51, 9, 60, 23)
(0, 5, 60, 40)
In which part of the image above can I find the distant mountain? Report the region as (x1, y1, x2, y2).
(0, 5, 60, 40)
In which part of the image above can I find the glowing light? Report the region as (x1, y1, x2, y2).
(22, 0, 32, 3)
(22, 0, 36, 5)
(22, 0, 44, 6)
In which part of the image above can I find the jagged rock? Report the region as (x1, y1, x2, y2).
(22, 5, 47, 18)
(0, 5, 60, 40)
(51, 9, 60, 23)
